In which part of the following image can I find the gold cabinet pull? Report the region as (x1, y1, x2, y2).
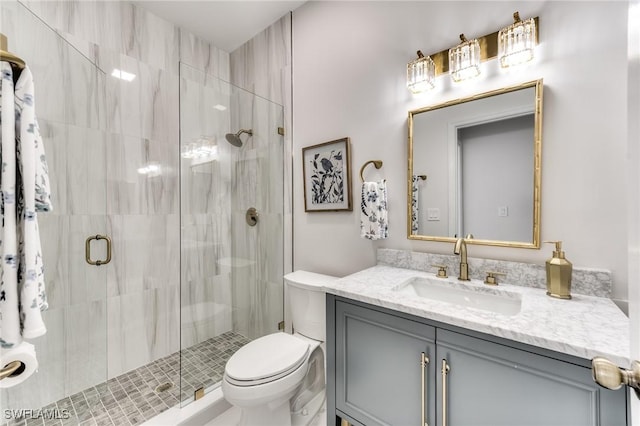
(442, 359, 450, 426)
(421, 352, 430, 426)
(0, 361, 22, 381)
(85, 234, 112, 266)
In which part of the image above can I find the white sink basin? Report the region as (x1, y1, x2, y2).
(392, 277, 522, 316)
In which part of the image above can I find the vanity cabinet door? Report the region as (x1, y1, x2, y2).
(335, 301, 436, 426)
(436, 329, 627, 426)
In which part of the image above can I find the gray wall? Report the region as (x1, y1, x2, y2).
(412, 86, 534, 238)
(292, 1, 629, 305)
(460, 115, 534, 242)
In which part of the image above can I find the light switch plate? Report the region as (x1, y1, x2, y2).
(427, 208, 440, 221)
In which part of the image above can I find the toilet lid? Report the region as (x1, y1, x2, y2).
(225, 333, 310, 383)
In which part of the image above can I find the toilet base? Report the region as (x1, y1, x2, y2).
(292, 389, 325, 426)
(237, 397, 292, 426)
(229, 389, 325, 426)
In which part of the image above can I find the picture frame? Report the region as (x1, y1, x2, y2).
(302, 137, 352, 212)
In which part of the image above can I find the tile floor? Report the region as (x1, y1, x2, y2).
(2, 332, 250, 426)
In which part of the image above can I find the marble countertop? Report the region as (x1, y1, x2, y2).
(324, 265, 630, 367)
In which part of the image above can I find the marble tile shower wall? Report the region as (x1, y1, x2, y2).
(1, 0, 234, 411)
(229, 15, 291, 339)
(179, 64, 234, 349)
(1, 0, 109, 411)
(228, 97, 285, 339)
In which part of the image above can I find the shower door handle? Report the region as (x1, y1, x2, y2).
(85, 234, 112, 266)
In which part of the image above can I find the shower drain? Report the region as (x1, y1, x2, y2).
(155, 382, 173, 393)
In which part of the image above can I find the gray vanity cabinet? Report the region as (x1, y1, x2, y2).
(329, 296, 628, 426)
(436, 329, 627, 426)
(334, 300, 436, 426)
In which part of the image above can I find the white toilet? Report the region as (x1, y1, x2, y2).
(222, 270, 338, 426)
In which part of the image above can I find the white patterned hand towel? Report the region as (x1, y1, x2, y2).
(410, 175, 420, 235)
(360, 180, 388, 240)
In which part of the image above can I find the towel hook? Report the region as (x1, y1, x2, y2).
(360, 160, 383, 182)
(0, 33, 25, 70)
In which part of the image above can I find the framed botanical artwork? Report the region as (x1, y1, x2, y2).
(302, 137, 352, 212)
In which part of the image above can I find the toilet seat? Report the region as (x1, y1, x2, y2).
(225, 333, 310, 386)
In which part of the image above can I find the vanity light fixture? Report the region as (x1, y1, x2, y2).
(407, 50, 436, 94)
(407, 12, 539, 92)
(449, 34, 481, 82)
(498, 12, 537, 68)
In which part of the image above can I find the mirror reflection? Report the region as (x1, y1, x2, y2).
(408, 80, 542, 248)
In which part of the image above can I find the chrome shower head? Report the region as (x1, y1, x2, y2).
(225, 129, 252, 147)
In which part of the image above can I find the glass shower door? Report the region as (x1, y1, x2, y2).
(0, 2, 109, 423)
(179, 63, 284, 405)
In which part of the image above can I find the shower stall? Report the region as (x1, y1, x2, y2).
(0, 2, 286, 425)
(178, 62, 284, 403)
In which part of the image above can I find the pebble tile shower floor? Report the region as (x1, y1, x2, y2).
(3, 332, 250, 426)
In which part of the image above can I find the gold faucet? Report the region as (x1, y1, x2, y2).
(454, 234, 473, 281)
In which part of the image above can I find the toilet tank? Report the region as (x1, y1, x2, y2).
(284, 271, 338, 341)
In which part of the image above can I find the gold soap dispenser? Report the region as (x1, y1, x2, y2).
(544, 241, 572, 299)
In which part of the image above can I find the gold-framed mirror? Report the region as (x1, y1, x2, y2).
(407, 79, 542, 248)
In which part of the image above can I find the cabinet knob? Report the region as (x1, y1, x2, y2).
(432, 264, 448, 278)
(592, 356, 640, 398)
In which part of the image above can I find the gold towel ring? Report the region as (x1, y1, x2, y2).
(359, 160, 383, 182)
